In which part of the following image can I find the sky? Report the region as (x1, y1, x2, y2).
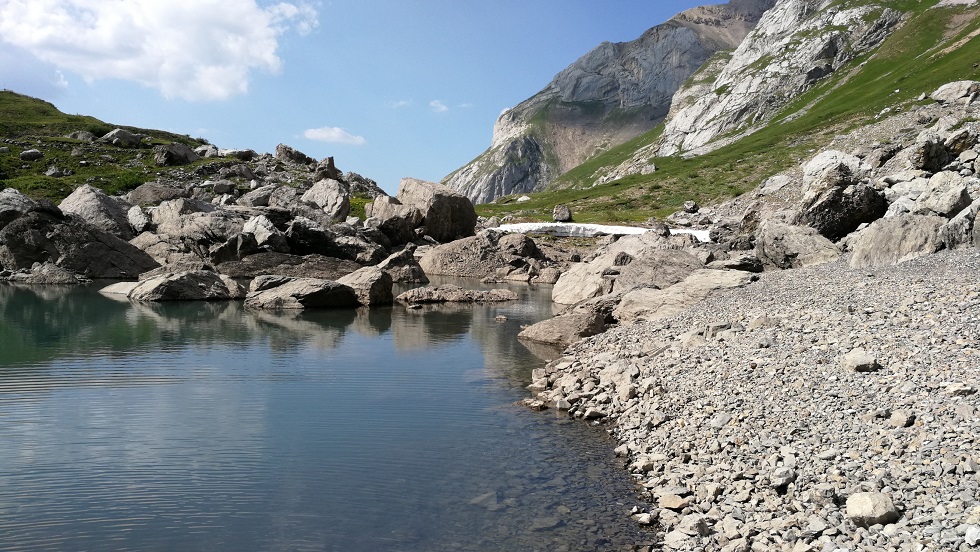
(0, 0, 707, 194)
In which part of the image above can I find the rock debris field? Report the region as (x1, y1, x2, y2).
(531, 249, 980, 551)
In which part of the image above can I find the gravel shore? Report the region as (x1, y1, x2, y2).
(532, 249, 980, 551)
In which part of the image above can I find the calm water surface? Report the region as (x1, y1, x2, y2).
(0, 280, 654, 551)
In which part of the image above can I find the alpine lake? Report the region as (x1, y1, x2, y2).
(0, 277, 657, 551)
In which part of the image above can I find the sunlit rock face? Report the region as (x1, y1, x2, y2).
(443, 0, 776, 204)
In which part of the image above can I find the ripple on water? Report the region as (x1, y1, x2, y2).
(0, 283, 655, 551)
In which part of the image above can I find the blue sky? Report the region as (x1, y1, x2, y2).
(0, 0, 707, 194)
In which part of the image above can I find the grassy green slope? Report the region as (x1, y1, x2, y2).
(0, 91, 208, 202)
(477, 3, 980, 223)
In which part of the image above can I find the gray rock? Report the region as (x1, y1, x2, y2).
(0, 187, 62, 231)
(0, 211, 159, 279)
(58, 184, 134, 239)
(939, 199, 980, 249)
(845, 492, 900, 527)
(396, 178, 477, 243)
(215, 252, 361, 280)
(153, 143, 200, 166)
(121, 270, 238, 302)
(395, 285, 518, 304)
(19, 148, 43, 161)
(244, 278, 360, 310)
(841, 348, 880, 372)
(375, 246, 428, 284)
(274, 143, 316, 165)
(848, 214, 946, 268)
(518, 312, 606, 350)
(366, 195, 423, 245)
(419, 230, 543, 279)
(913, 171, 972, 217)
(754, 221, 841, 269)
(243, 215, 289, 253)
(613, 269, 755, 324)
(127, 205, 150, 233)
(127, 182, 189, 206)
(301, 179, 350, 221)
(99, 128, 143, 147)
(553, 204, 572, 222)
(236, 184, 279, 207)
(930, 80, 980, 104)
(5, 261, 87, 284)
(337, 265, 393, 306)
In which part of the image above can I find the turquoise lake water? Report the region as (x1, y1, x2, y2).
(0, 281, 654, 551)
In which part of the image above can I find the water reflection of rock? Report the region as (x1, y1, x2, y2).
(244, 308, 356, 352)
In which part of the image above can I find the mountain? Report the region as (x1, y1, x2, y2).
(442, 0, 777, 204)
(467, 0, 980, 223)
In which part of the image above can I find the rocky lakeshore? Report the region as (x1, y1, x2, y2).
(530, 249, 979, 552)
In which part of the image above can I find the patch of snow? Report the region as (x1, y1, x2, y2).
(496, 223, 711, 242)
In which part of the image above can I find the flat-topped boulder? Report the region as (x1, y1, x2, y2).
(395, 284, 518, 304)
(243, 277, 360, 310)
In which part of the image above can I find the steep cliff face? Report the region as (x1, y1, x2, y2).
(657, 0, 905, 156)
(443, 0, 776, 204)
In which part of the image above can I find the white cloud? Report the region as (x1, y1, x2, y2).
(0, 0, 319, 101)
(388, 100, 412, 109)
(304, 127, 366, 146)
(429, 100, 448, 113)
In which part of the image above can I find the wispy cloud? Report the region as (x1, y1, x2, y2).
(304, 127, 366, 146)
(0, 0, 319, 101)
(430, 100, 449, 113)
(458, 103, 473, 109)
(388, 100, 412, 109)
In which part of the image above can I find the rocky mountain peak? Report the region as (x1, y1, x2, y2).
(444, 0, 777, 204)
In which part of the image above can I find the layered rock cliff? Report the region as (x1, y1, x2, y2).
(443, 0, 776, 204)
(656, 0, 905, 156)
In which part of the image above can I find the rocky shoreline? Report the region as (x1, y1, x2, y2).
(529, 249, 979, 551)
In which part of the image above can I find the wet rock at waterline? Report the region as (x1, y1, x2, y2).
(395, 285, 519, 305)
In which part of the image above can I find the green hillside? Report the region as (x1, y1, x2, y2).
(477, 3, 980, 223)
(0, 91, 207, 202)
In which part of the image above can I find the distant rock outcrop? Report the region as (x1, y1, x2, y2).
(657, 1, 904, 156)
(443, 0, 776, 203)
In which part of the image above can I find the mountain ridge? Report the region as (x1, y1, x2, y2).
(442, 0, 777, 204)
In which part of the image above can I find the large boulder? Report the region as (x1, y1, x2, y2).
(930, 80, 980, 104)
(284, 217, 386, 264)
(794, 184, 886, 241)
(127, 182, 189, 206)
(909, 131, 951, 172)
(0, 211, 159, 278)
(395, 285, 518, 304)
(236, 184, 279, 207)
(367, 195, 423, 245)
(0, 188, 62, 230)
(301, 179, 350, 221)
(754, 221, 841, 269)
(375, 245, 429, 284)
(244, 278, 360, 310)
(275, 143, 316, 165)
(153, 143, 200, 166)
(940, 200, 980, 249)
(912, 171, 973, 217)
(396, 178, 477, 243)
(517, 312, 605, 350)
(107, 270, 240, 301)
(3, 261, 88, 284)
(58, 184, 134, 240)
(551, 233, 701, 305)
(337, 265, 393, 306)
(243, 215, 289, 253)
(215, 253, 361, 279)
(849, 214, 946, 268)
(418, 230, 543, 279)
(613, 269, 756, 324)
(99, 128, 143, 147)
